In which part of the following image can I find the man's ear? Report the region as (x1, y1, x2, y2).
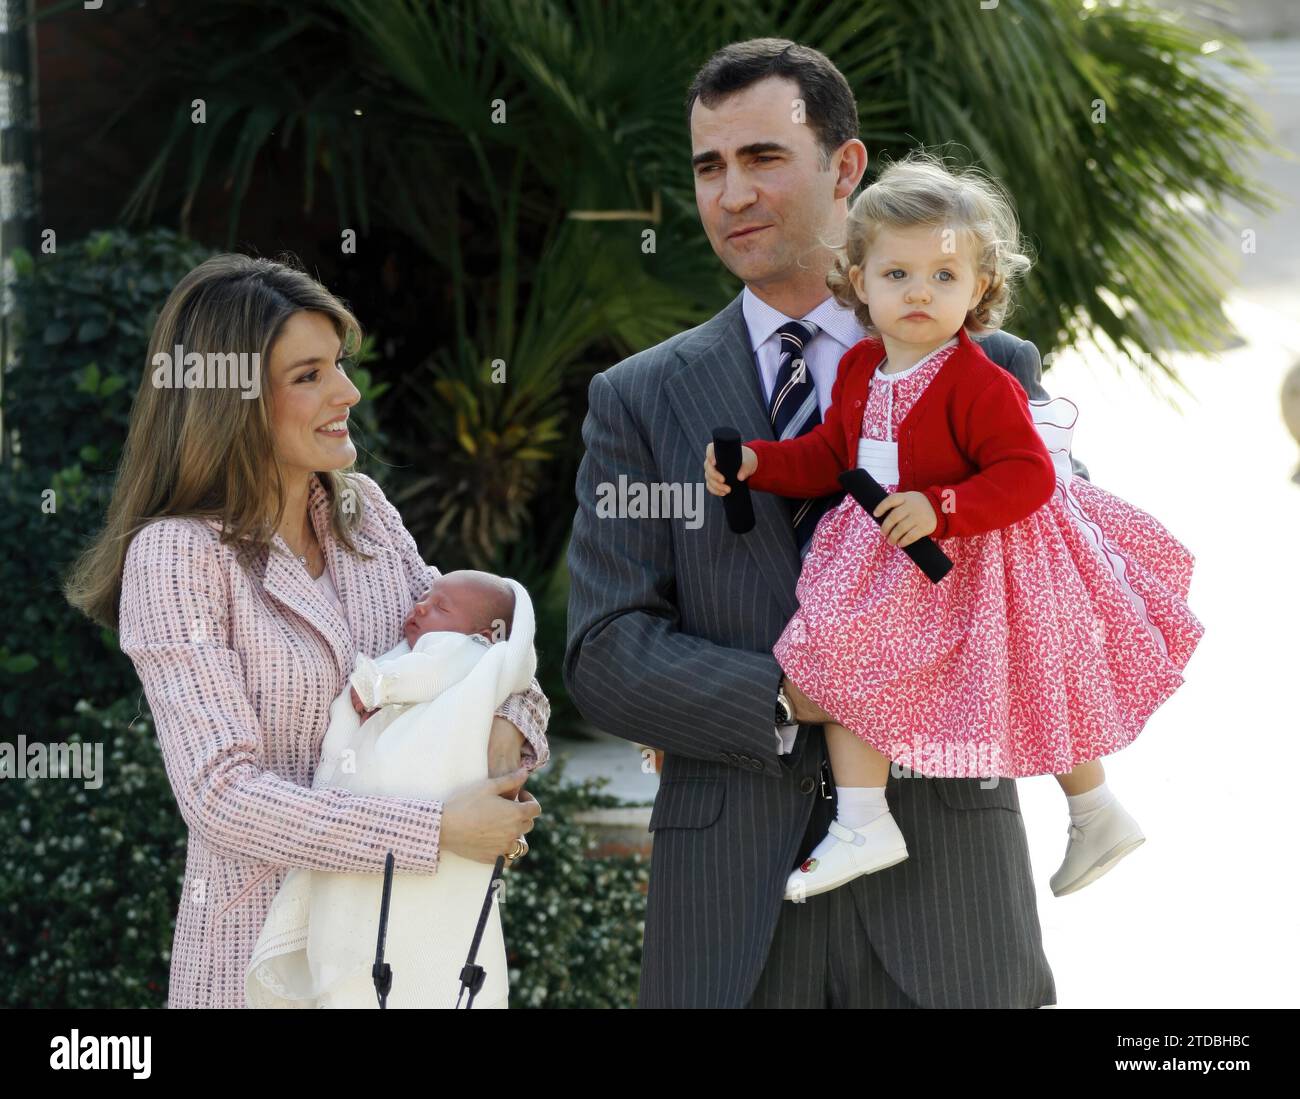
(832, 138, 868, 200)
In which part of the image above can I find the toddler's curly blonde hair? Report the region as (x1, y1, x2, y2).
(826, 150, 1032, 336)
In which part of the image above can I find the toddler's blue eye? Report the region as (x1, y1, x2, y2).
(936, 270, 954, 282)
(885, 270, 905, 280)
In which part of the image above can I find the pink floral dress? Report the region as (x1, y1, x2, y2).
(773, 338, 1204, 778)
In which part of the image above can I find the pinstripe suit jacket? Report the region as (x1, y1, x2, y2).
(564, 293, 1061, 1008)
(118, 470, 550, 1008)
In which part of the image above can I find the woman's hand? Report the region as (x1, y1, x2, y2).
(439, 769, 541, 865)
(873, 491, 937, 547)
(507, 789, 539, 865)
(704, 441, 757, 496)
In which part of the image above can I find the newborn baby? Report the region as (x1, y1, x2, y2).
(246, 571, 538, 1010)
(349, 570, 516, 721)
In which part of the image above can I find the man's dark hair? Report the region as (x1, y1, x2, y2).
(685, 38, 860, 168)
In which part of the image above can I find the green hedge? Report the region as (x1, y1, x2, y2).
(1, 230, 216, 724)
(500, 758, 648, 1009)
(5, 229, 214, 472)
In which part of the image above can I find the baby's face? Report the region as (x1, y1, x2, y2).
(402, 573, 499, 647)
(848, 224, 991, 347)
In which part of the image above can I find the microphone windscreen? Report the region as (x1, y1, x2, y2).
(713, 427, 755, 534)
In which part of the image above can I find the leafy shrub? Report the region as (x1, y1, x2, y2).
(500, 755, 648, 1009)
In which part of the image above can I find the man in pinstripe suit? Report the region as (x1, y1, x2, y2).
(564, 39, 1078, 1008)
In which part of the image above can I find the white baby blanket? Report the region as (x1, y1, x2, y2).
(244, 579, 537, 1008)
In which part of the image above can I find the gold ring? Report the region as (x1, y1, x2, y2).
(506, 837, 527, 861)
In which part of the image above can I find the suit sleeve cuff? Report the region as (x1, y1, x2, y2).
(775, 723, 799, 754)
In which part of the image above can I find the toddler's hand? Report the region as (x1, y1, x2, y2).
(874, 491, 938, 547)
(704, 442, 758, 496)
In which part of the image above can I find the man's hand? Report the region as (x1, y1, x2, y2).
(873, 491, 937, 547)
(781, 674, 836, 724)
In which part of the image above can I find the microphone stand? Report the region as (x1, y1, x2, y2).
(456, 855, 507, 1008)
(372, 851, 395, 1009)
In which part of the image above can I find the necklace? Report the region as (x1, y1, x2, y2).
(278, 509, 321, 572)
(285, 531, 321, 572)
(295, 548, 324, 581)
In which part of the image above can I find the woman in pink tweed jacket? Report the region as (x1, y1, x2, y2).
(69, 254, 549, 1008)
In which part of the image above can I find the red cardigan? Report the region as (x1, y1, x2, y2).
(746, 327, 1056, 538)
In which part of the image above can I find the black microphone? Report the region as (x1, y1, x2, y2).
(838, 469, 953, 584)
(712, 428, 755, 534)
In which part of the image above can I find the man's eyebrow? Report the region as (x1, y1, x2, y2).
(691, 141, 793, 169)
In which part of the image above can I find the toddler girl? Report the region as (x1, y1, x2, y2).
(704, 152, 1203, 901)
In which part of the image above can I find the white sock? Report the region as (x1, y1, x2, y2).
(1066, 781, 1116, 830)
(835, 785, 889, 830)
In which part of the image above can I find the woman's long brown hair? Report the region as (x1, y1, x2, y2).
(64, 253, 376, 632)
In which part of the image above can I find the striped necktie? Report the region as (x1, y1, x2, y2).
(767, 320, 843, 557)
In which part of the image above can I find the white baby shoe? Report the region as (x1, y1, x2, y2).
(783, 815, 910, 901)
(1050, 800, 1145, 897)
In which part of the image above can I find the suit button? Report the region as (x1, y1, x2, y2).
(799, 777, 816, 794)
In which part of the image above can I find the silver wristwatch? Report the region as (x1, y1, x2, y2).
(775, 684, 795, 726)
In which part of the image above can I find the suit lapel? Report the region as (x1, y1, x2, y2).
(664, 294, 802, 619)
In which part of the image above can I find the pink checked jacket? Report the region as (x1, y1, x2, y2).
(117, 470, 551, 1009)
